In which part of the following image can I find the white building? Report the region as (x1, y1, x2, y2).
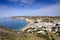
(29, 22, 57, 32)
(36, 30, 46, 34)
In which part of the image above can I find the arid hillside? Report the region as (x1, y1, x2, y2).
(0, 25, 60, 40)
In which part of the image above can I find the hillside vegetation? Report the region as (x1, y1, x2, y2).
(0, 25, 60, 40)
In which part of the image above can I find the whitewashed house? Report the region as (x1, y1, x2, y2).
(36, 30, 46, 34)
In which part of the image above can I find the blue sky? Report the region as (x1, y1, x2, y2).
(0, 0, 60, 17)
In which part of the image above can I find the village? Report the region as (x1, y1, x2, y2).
(22, 18, 60, 35)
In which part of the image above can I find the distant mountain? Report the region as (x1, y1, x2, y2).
(10, 16, 60, 20)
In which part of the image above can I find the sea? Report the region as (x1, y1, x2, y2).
(0, 17, 28, 30)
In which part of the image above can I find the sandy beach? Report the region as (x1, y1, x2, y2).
(21, 22, 33, 31)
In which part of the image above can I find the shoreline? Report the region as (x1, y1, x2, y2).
(21, 21, 32, 31)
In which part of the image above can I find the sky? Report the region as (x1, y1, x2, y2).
(0, 0, 60, 17)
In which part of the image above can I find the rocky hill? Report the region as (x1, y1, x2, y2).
(0, 25, 19, 40)
(0, 25, 44, 40)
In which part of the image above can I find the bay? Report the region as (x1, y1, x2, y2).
(0, 17, 28, 30)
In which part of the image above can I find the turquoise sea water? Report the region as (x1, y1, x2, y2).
(0, 17, 28, 30)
